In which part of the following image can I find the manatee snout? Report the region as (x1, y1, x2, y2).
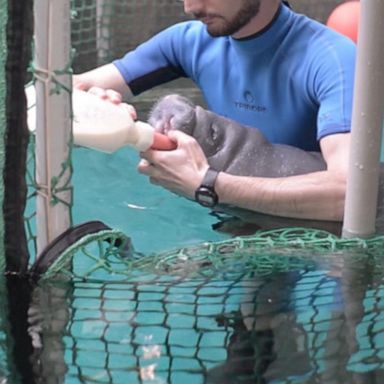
(148, 95, 222, 156)
(148, 94, 196, 135)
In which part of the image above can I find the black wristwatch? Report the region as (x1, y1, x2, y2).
(195, 168, 219, 208)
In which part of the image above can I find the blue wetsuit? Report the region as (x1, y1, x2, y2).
(114, 4, 356, 151)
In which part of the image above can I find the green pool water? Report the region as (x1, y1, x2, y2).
(72, 146, 229, 254)
(1, 135, 384, 383)
(2, 245, 384, 383)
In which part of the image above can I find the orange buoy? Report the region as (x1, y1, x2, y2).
(326, 1, 360, 43)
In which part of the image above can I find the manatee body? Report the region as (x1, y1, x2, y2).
(148, 94, 326, 178)
(148, 94, 384, 235)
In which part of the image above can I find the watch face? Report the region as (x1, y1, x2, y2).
(195, 187, 218, 208)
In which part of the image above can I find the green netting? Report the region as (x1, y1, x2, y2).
(0, 0, 32, 274)
(37, 227, 384, 282)
(4, 1, 384, 383)
(9, 227, 384, 384)
(24, 139, 38, 257)
(71, 0, 189, 73)
(291, 0, 345, 22)
(5, 1, 32, 274)
(0, 0, 7, 274)
(70, 0, 346, 73)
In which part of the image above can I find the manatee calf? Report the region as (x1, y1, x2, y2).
(148, 94, 384, 235)
(148, 94, 326, 178)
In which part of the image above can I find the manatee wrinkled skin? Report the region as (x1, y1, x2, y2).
(148, 94, 326, 178)
(148, 94, 384, 235)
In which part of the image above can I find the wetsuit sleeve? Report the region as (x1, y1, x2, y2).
(113, 23, 189, 95)
(313, 37, 356, 141)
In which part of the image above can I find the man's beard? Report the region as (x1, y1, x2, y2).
(194, 0, 261, 37)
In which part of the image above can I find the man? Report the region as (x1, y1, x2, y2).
(74, 0, 356, 223)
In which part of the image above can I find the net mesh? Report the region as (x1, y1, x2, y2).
(19, 227, 384, 384)
(38, 227, 384, 282)
(4, 1, 384, 383)
(0, 0, 7, 274)
(2, 0, 32, 274)
(71, 0, 189, 73)
(70, 0, 346, 73)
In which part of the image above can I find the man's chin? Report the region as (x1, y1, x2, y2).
(205, 26, 229, 38)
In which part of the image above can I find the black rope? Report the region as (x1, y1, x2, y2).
(4, 0, 33, 274)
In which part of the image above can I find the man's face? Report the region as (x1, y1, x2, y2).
(183, 0, 261, 37)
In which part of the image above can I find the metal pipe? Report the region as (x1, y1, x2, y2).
(342, 0, 384, 238)
(34, 0, 72, 253)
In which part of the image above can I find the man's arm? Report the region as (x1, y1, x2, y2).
(215, 133, 350, 221)
(139, 131, 350, 222)
(73, 63, 133, 101)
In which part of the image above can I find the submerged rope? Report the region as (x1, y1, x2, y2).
(35, 226, 384, 282)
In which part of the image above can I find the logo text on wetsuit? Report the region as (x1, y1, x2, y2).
(234, 91, 267, 113)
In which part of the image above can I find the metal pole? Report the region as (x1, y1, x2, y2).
(342, 0, 384, 238)
(34, 0, 72, 253)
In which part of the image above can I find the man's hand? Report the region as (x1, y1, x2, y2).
(138, 130, 209, 199)
(73, 63, 133, 101)
(73, 74, 137, 120)
(87, 86, 123, 104)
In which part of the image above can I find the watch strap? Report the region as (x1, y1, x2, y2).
(201, 167, 219, 189)
(194, 168, 219, 208)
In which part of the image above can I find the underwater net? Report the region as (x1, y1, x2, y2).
(2, 1, 384, 383)
(3, 226, 384, 383)
(28, 225, 384, 282)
